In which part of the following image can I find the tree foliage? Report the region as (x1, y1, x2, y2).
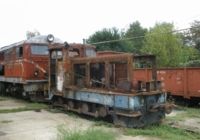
(87, 21, 200, 67)
(87, 28, 127, 52)
(179, 46, 200, 66)
(190, 20, 200, 51)
(142, 23, 185, 67)
(181, 20, 200, 51)
(124, 21, 147, 53)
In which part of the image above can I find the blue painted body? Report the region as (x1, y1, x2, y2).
(63, 89, 166, 111)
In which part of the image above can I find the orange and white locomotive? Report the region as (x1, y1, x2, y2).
(0, 35, 63, 101)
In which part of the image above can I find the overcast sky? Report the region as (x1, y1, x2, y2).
(0, 0, 200, 47)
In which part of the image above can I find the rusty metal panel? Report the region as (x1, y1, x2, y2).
(133, 68, 200, 99)
(0, 35, 58, 84)
(187, 68, 200, 98)
(97, 51, 124, 56)
(71, 53, 133, 64)
(69, 54, 133, 90)
(132, 69, 152, 89)
(115, 63, 127, 82)
(3, 45, 48, 81)
(157, 69, 184, 96)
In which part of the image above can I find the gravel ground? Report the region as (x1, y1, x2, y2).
(0, 97, 199, 140)
(0, 109, 93, 140)
(166, 109, 200, 133)
(0, 98, 26, 110)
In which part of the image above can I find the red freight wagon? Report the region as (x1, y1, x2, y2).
(133, 68, 200, 101)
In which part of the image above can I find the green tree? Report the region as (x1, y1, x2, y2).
(180, 46, 200, 66)
(87, 27, 128, 52)
(124, 21, 147, 53)
(190, 20, 200, 51)
(142, 22, 184, 67)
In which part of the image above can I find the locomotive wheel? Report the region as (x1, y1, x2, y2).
(58, 97, 64, 105)
(81, 103, 89, 114)
(165, 106, 172, 114)
(112, 114, 145, 128)
(98, 106, 107, 117)
(52, 97, 64, 107)
(112, 115, 127, 127)
(68, 101, 74, 109)
(0, 83, 5, 96)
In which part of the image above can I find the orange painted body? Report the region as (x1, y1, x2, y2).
(133, 68, 200, 99)
(3, 44, 48, 81)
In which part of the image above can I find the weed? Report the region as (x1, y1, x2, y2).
(57, 126, 116, 140)
(0, 98, 6, 101)
(167, 106, 200, 121)
(0, 96, 10, 101)
(93, 120, 113, 127)
(0, 120, 13, 123)
(0, 103, 48, 113)
(124, 124, 200, 140)
(183, 107, 200, 118)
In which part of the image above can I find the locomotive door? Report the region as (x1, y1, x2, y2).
(49, 49, 63, 93)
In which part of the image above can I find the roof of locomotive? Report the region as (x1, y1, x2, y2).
(69, 43, 96, 48)
(0, 35, 63, 52)
(48, 43, 96, 51)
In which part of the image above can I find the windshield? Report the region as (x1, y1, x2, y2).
(31, 45, 48, 55)
(85, 48, 96, 57)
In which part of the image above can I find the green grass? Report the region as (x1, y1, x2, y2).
(0, 96, 11, 101)
(56, 106, 200, 140)
(182, 107, 200, 118)
(167, 106, 200, 121)
(0, 96, 28, 103)
(47, 108, 80, 119)
(0, 98, 7, 101)
(124, 107, 200, 140)
(0, 120, 13, 123)
(124, 124, 200, 140)
(0, 103, 48, 113)
(57, 127, 116, 140)
(92, 120, 113, 128)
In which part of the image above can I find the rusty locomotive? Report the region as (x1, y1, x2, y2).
(48, 42, 172, 127)
(0, 35, 63, 101)
(0, 35, 173, 127)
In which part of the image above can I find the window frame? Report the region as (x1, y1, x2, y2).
(30, 44, 49, 56)
(16, 46, 23, 58)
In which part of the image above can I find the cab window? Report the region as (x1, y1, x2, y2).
(85, 48, 96, 57)
(31, 45, 48, 55)
(51, 50, 62, 59)
(16, 46, 23, 58)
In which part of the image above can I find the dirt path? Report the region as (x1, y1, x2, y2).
(0, 110, 94, 140)
(0, 97, 93, 140)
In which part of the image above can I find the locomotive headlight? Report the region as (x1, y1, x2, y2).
(47, 34, 54, 42)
